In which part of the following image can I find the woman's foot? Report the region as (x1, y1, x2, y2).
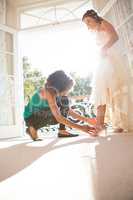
(26, 126, 42, 141)
(93, 104, 106, 136)
(89, 124, 105, 136)
(84, 126, 98, 137)
(58, 129, 79, 137)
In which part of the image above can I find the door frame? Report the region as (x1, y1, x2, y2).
(0, 24, 24, 139)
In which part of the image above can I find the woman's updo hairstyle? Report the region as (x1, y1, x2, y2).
(45, 70, 74, 94)
(82, 9, 103, 24)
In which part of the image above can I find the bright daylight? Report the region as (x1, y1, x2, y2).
(19, 22, 98, 77)
(0, 0, 133, 200)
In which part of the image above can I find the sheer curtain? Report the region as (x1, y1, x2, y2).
(113, 0, 133, 55)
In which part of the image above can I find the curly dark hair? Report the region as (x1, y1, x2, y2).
(45, 70, 74, 93)
(82, 9, 103, 24)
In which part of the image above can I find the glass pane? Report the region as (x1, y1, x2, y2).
(0, 54, 14, 75)
(124, 15, 133, 47)
(118, 0, 133, 18)
(0, 53, 5, 73)
(105, 8, 117, 27)
(0, 0, 5, 24)
(105, 0, 133, 27)
(97, 0, 109, 11)
(0, 54, 15, 125)
(5, 54, 14, 75)
(116, 28, 128, 55)
(5, 32, 14, 52)
(0, 30, 4, 51)
(0, 75, 16, 125)
(0, 31, 14, 53)
(116, 15, 133, 55)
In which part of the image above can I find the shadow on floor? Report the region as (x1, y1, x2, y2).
(91, 135, 133, 200)
(0, 136, 96, 182)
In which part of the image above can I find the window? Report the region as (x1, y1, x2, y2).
(0, 30, 16, 126)
(20, 0, 92, 29)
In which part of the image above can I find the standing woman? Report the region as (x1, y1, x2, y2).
(82, 9, 132, 134)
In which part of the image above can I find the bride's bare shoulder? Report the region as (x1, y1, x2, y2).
(101, 19, 116, 32)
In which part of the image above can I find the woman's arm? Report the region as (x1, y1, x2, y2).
(69, 109, 96, 125)
(46, 91, 90, 133)
(102, 20, 119, 50)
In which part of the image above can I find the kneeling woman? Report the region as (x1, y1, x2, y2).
(24, 70, 94, 141)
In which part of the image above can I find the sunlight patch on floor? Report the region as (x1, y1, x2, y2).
(1, 133, 133, 200)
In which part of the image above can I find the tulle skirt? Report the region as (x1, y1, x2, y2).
(90, 50, 133, 132)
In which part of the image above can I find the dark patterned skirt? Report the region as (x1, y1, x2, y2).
(25, 96, 69, 130)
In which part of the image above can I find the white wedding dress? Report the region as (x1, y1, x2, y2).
(90, 31, 133, 132)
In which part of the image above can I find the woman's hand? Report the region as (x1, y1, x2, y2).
(79, 125, 95, 133)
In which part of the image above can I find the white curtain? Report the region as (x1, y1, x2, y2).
(113, 0, 133, 55)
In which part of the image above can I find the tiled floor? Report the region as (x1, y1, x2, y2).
(0, 132, 133, 200)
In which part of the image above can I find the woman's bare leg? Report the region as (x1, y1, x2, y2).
(97, 105, 124, 133)
(27, 126, 40, 141)
(95, 104, 106, 133)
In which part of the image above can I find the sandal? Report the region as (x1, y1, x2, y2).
(58, 133, 79, 137)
